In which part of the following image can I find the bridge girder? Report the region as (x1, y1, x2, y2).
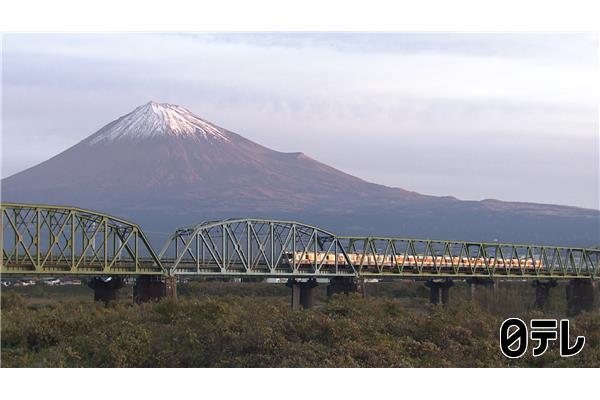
(1, 203, 165, 275)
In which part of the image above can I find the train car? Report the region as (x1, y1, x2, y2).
(281, 251, 544, 270)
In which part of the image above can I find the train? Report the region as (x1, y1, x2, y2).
(282, 252, 542, 269)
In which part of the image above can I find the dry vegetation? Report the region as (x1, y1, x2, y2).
(1, 280, 599, 367)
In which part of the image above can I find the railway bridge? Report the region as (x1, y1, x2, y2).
(2, 203, 598, 314)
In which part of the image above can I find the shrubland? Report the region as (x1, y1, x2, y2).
(1, 280, 598, 367)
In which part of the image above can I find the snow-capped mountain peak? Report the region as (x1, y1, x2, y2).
(88, 101, 231, 144)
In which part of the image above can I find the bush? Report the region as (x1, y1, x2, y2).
(1, 291, 26, 311)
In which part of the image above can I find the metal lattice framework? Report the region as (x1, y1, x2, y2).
(1, 203, 164, 275)
(337, 237, 599, 280)
(2, 203, 598, 280)
(159, 218, 356, 276)
(161, 218, 599, 280)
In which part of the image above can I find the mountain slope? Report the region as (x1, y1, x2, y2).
(2, 102, 598, 246)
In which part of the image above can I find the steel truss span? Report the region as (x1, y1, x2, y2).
(162, 218, 599, 280)
(159, 219, 356, 277)
(1, 203, 164, 275)
(2, 203, 598, 279)
(337, 237, 599, 280)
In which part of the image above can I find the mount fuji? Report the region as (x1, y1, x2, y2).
(2, 102, 598, 246)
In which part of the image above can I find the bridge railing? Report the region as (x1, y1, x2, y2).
(1, 203, 165, 275)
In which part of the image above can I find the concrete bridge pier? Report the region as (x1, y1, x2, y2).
(532, 279, 557, 310)
(425, 279, 454, 305)
(465, 277, 496, 300)
(88, 277, 125, 305)
(566, 279, 596, 316)
(133, 275, 177, 303)
(287, 278, 318, 310)
(327, 277, 364, 298)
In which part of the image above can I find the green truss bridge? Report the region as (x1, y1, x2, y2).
(2, 203, 598, 311)
(2, 202, 598, 280)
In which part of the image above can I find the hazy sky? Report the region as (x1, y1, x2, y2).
(2, 33, 598, 209)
